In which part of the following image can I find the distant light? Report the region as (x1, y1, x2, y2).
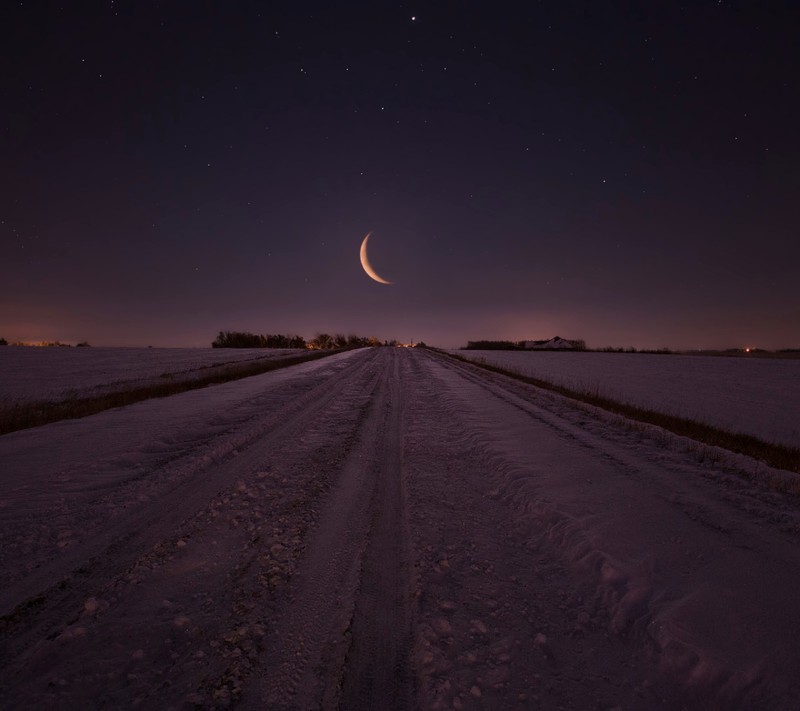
(745, 347, 751, 353)
(411, 15, 416, 21)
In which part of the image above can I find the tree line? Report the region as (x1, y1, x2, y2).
(212, 331, 391, 349)
(464, 338, 587, 350)
(464, 340, 522, 350)
(0, 338, 90, 347)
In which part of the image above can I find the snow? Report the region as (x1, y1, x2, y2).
(2, 347, 800, 708)
(0, 346, 306, 403)
(452, 350, 800, 447)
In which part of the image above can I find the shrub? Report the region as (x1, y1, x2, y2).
(212, 331, 263, 348)
(464, 340, 521, 350)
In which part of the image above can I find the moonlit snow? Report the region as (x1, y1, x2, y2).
(453, 349, 800, 447)
(0, 346, 305, 403)
(1, 347, 799, 709)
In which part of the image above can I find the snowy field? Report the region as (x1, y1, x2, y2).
(0, 346, 306, 403)
(2, 348, 800, 708)
(452, 350, 800, 448)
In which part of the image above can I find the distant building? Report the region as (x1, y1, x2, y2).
(522, 336, 586, 350)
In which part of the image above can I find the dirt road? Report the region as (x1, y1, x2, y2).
(2, 348, 800, 709)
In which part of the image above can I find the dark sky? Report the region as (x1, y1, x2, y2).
(2, 1, 799, 349)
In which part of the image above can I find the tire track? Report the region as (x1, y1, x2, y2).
(0, 350, 381, 670)
(337, 348, 415, 711)
(239, 349, 414, 710)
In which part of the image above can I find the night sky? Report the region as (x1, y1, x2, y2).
(3, 2, 799, 349)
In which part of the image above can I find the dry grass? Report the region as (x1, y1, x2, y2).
(0, 349, 342, 436)
(442, 350, 800, 476)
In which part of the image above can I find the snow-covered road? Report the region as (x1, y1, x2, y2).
(1, 348, 799, 709)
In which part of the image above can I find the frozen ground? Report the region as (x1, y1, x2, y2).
(0, 346, 306, 403)
(452, 350, 800, 448)
(2, 348, 800, 709)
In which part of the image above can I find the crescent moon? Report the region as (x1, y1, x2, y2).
(359, 232, 393, 285)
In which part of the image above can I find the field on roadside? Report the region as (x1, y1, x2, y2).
(451, 350, 800, 448)
(0, 346, 307, 404)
